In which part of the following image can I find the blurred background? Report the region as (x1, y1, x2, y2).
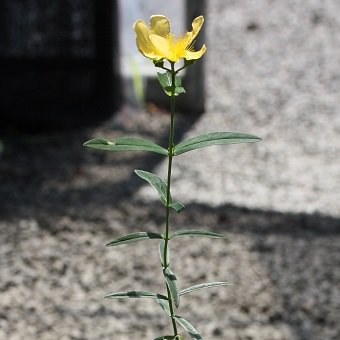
(0, 0, 118, 130)
(0, 0, 339, 339)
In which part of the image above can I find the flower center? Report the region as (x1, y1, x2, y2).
(166, 34, 191, 59)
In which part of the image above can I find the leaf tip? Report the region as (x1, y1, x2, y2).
(105, 240, 116, 247)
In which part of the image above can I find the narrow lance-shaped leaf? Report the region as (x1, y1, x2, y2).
(106, 231, 163, 247)
(169, 201, 185, 213)
(135, 170, 168, 206)
(105, 291, 168, 300)
(84, 137, 168, 155)
(170, 229, 224, 239)
(174, 315, 202, 340)
(154, 336, 175, 340)
(174, 132, 261, 155)
(135, 170, 184, 213)
(180, 282, 232, 296)
(163, 267, 180, 308)
(155, 297, 171, 317)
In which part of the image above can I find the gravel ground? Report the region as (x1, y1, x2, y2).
(1, 1, 340, 339)
(1, 110, 339, 340)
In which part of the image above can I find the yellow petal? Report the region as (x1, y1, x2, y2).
(150, 15, 170, 37)
(184, 16, 205, 46)
(133, 21, 152, 53)
(133, 20, 160, 59)
(184, 44, 207, 60)
(149, 34, 175, 61)
(133, 15, 206, 63)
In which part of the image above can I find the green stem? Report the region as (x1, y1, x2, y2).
(163, 61, 178, 337)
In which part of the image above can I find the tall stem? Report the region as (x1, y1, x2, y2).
(163, 62, 178, 336)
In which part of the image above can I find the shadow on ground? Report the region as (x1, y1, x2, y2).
(0, 111, 339, 339)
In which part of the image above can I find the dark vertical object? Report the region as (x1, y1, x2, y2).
(178, 0, 207, 114)
(0, 0, 120, 132)
(0, 2, 7, 53)
(58, 0, 72, 55)
(112, 0, 121, 105)
(179, 0, 206, 113)
(95, 0, 112, 113)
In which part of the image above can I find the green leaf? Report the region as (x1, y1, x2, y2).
(106, 232, 163, 247)
(174, 132, 261, 155)
(157, 72, 185, 96)
(135, 170, 168, 206)
(180, 282, 232, 296)
(105, 291, 168, 300)
(155, 297, 171, 317)
(154, 336, 175, 340)
(163, 267, 180, 308)
(157, 71, 171, 87)
(157, 71, 172, 96)
(167, 76, 185, 96)
(169, 201, 185, 213)
(84, 137, 168, 155)
(173, 315, 202, 340)
(173, 86, 186, 96)
(135, 170, 182, 213)
(170, 230, 224, 239)
(159, 240, 170, 267)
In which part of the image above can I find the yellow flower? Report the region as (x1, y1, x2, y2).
(133, 15, 206, 63)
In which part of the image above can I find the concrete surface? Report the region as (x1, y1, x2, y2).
(140, 0, 340, 217)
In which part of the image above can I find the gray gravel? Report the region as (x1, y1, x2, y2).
(1, 109, 339, 339)
(1, 1, 340, 339)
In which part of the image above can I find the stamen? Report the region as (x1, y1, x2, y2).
(186, 40, 196, 51)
